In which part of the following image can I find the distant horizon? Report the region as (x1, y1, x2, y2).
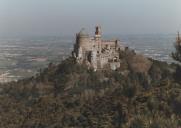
(0, 32, 177, 39)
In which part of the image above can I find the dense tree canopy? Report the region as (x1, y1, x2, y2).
(0, 50, 180, 128)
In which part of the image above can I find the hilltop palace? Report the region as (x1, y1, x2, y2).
(72, 26, 125, 71)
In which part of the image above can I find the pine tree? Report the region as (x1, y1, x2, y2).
(172, 32, 181, 62)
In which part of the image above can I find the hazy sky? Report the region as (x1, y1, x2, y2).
(0, 0, 181, 36)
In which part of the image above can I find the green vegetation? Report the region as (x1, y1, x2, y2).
(0, 50, 180, 128)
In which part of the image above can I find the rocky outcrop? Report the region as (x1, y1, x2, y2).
(127, 54, 152, 74)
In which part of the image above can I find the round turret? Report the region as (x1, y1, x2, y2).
(77, 28, 90, 51)
(78, 28, 89, 37)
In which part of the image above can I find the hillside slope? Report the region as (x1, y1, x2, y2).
(0, 51, 180, 128)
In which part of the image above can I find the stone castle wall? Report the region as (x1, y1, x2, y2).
(72, 26, 125, 70)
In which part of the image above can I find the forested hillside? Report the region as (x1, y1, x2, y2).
(0, 50, 180, 128)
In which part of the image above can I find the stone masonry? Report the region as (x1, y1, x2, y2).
(72, 26, 125, 71)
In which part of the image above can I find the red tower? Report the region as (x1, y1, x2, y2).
(95, 26, 101, 36)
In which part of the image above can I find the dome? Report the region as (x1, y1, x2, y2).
(78, 28, 89, 37)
